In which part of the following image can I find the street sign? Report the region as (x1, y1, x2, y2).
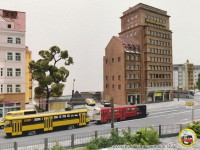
(185, 102, 194, 109)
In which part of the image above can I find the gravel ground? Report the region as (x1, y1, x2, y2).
(101, 137, 200, 150)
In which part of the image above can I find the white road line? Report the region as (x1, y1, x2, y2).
(148, 109, 200, 119)
(149, 109, 180, 115)
(148, 106, 183, 112)
(166, 116, 175, 118)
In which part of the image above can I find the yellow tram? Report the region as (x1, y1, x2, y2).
(4, 108, 90, 137)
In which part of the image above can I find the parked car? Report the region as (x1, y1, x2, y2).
(85, 99, 96, 106)
(100, 100, 111, 107)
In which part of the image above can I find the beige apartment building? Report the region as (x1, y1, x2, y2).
(173, 60, 195, 90)
(103, 3, 173, 104)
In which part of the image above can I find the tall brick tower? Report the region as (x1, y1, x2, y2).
(104, 3, 173, 104)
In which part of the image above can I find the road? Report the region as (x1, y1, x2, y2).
(0, 94, 200, 144)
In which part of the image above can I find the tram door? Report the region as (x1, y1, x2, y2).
(44, 116, 53, 131)
(79, 113, 86, 126)
(12, 120, 22, 136)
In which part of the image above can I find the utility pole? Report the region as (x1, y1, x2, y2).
(178, 70, 179, 101)
(192, 107, 194, 122)
(110, 97, 114, 129)
(72, 79, 75, 98)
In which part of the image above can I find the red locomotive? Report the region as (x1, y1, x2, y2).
(93, 105, 148, 124)
(181, 134, 193, 145)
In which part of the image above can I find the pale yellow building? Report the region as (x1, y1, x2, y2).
(25, 47, 32, 103)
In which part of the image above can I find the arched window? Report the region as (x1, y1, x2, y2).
(7, 37, 13, 43)
(16, 38, 21, 44)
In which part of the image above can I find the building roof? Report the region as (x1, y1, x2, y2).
(69, 91, 86, 105)
(114, 36, 136, 46)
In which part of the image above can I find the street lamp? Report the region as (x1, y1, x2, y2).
(72, 79, 75, 98)
(110, 97, 114, 129)
(178, 70, 180, 101)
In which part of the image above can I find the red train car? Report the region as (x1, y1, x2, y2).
(181, 134, 193, 145)
(93, 105, 148, 124)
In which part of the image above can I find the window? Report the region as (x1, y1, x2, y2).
(112, 58, 114, 63)
(7, 24, 11, 28)
(112, 76, 114, 80)
(15, 68, 21, 77)
(135, 14, 138, 19)
(118, 84, 121, 90)
(0, 85, 3, 93)
(7, 37, 13, 43)
(7, 85, 12, 93)
(106, 76, 108, 81)
(15, 85, 21, 93)
(7, 52, 13, 60)
(118, 75, 121, 80)
(7, 68, 13, 76)
(16, 38, 21, 44)
(15, 53, 21, 61)
(0, 68, 3, 76)
(118, 57, 121, 62)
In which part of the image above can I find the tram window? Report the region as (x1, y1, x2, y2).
(114, 110, 119, 113)
(24, 119, 31, 122)
(131, 108, 136, 111)
(54, 116, 59, 119)
(126, 108, 131, 112)
(62, 115, 67, 119)
(32, 117, 43, 124)
(23, 118, 32, 125)
(71, 113, 79, 118)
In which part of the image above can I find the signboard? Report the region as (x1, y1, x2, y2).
(145, 19, 166, 27)
(185, 102, 194, 109)
(155, 93, 162, 96)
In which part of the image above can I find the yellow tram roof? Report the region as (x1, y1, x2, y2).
(5, 108, 88, 120)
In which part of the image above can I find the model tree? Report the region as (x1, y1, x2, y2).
(29, 46, 73, 111)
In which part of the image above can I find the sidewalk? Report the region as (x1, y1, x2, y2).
(146, 99, 186, 111)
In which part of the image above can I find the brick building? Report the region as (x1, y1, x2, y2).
(103, 3, 173, 104)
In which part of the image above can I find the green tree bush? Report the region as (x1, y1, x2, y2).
(196, 73, 200, 90)
(49, 141, 66, 150)
(86, 137, 112, 150)
(188, 121, 200, 138)
(29, 46, 73, 111)
(86, 127, 159, 149)
(133, 127, 159, 145)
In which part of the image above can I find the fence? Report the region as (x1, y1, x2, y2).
(0, 123, 189, 150)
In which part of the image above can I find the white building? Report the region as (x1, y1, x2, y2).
(0, 9, 26, 117)
(173, 60, 196, 91)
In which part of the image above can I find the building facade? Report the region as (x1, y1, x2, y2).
(104, 3, 173, 104)
(194, 65, 200, 85)
(173, 60, 199, 90)
(0, 9, 29, 116)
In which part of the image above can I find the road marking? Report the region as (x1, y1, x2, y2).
(148, 106, 184, 113)
(148, 109, 200, 119)
(166, 116, 175, 118)
(149, 109, 181, 115)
